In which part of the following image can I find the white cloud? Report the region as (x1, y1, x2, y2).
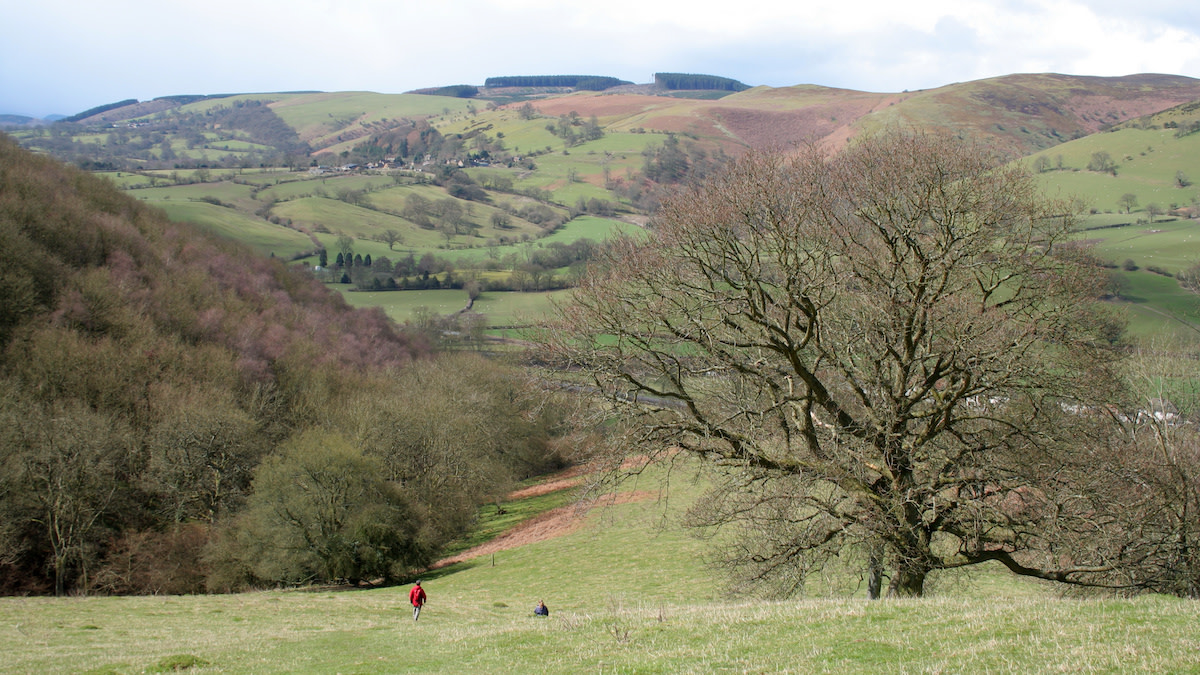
(2, 0, 1199, 116)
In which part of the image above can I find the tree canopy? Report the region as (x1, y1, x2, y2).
(546, 130, 1132, 597)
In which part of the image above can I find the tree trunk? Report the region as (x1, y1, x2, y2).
(887, 564, 928, 597)
(867, 549, 883, 600)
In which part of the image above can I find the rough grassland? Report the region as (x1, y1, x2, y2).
(3, 465, 1200, 674)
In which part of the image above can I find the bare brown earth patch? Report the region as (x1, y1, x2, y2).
(523, 93, 673, 119)
(433, 490, 655, 567)
(506, 466, 586, 500)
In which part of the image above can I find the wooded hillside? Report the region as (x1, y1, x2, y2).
(0, 134, 571, 595)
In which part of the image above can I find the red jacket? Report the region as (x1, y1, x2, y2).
(409, 584, 426, 607)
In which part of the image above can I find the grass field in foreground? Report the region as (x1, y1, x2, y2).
(3, 463, 1200, 674)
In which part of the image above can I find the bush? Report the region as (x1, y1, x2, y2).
(220, 431, 432, 587)
(92, 525, 212, 595)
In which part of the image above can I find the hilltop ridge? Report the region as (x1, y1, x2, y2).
(11, 72, 1200, 171)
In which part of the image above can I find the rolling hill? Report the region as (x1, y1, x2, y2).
(5, 73, 1200, 673)
(7, 71, 1200, 331)
(13, 73, 1200, 164)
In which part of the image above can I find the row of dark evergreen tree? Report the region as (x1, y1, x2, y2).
(653, 73, 751, 91)
(484, 75, 631, 90)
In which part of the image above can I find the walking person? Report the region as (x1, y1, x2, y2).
(409, 580, 426, 621)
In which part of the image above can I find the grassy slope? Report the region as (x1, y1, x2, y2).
(1027, 112, 1200, 338)
(1031, 128, 1200, 218)
(3, 465, 1199, 674)
(154, 202, 315, 259)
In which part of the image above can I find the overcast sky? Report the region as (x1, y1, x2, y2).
(3, 0, 1200, 118)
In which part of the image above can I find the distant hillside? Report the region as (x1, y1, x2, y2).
(512, 73, 1200, 158)
(15, 73, 1200, 172)
(10, 73, 1200, 252)
(854, 73, 1200, 155)
(0, 114, 41, 126)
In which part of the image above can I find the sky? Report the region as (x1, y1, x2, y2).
(3, 0, 1200, 118)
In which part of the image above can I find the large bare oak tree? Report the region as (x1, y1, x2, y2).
(545, 131, 1131, 597)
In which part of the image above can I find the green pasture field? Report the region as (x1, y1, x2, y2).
(256, 174, 399, 208)
(355, 182, 446, 211)
(338, 288, 470, 323)
(1040, 168, 1195, 215)
(1121, 301, 1200, 342)
(4, 461, 1199, 674)
(304, 211, 633, 269)
(175, 94, 294, 115)
(365, 184, 546, 241)
(255, 173, 416, 203)
(308, 222, 444, 258)
(464, 115, 562, 155)
(105, 169, 301, 191)
(273, 197, 410, 240)
(499, 134, 657, 199)
(255, 174, 368, 202)
(153, 202, 315, 259)
(198, 139, 270, 152)
(278, 186, 546, 253)
(96, 171, 156, 189)
(131, 181, 257, 207)
(1067, 216, 1200, 341)
(471, 289, 573, 325)
(425, 215, 642, 268)
(268, 92, 474, 145)
(138, 168, 237, 183)
(1078, 212, 1139, 228)
(333, 287, 567, 326)
(1111, 270, 1200, 339)
(251, 177, 333, 203)
(305, 174, 397, 194)
(539, 215, 643, 244)
(221, 169, 313, 188)
(1083, 219, 1200, 274)
(1032, 127, 1200, 214)
(174, 147, 252, 164)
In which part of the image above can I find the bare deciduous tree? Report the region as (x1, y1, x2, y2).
(1104, 343, 1200, 597)
(379, 229, 403, 251)
(545, 131, 1129, 597)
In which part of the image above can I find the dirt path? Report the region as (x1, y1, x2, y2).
(432, 469, 654, 567)
(505, 466, 586, 500)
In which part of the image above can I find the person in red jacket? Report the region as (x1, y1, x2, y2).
(409, 580, 427, 621)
